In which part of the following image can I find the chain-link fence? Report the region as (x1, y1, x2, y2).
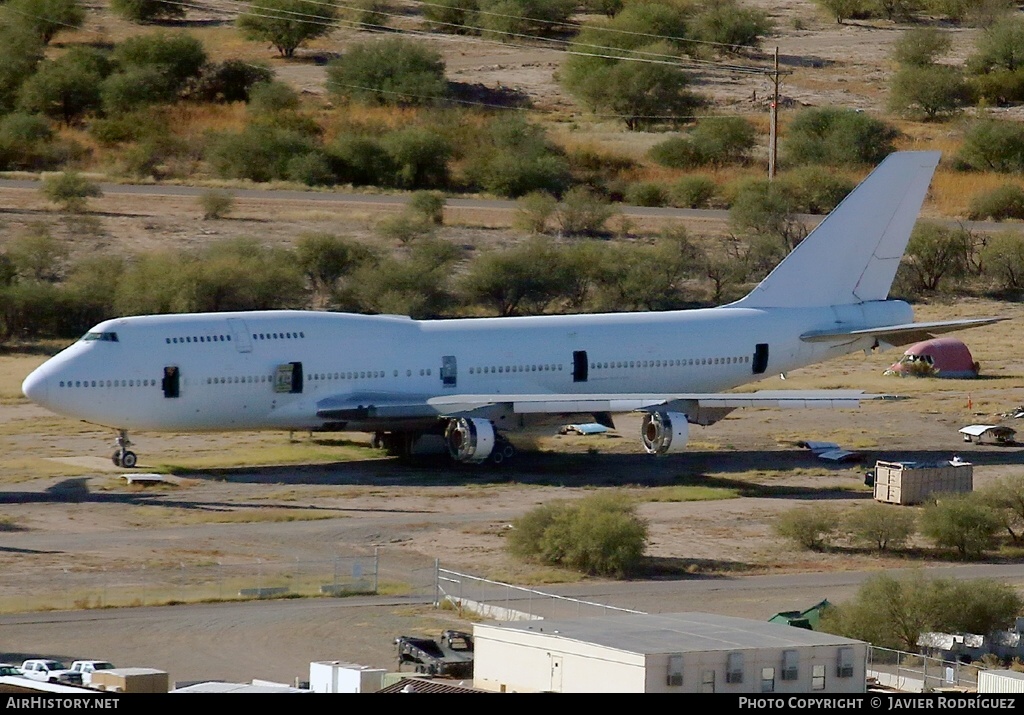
(868, 646, 982, 692)
(0, 555, 380, 613)
(434, 564, 644, 621)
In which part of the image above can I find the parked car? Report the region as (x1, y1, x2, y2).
(20, 659, 83, 685)
(0, 663, 24, 677)
(70, 661, 115, 687)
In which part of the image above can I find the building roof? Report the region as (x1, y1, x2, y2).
(376, 677, 486, 694)
(478, 612, 865, 655)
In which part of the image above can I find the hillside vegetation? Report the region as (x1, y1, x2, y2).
(2, 0, 1024, 341)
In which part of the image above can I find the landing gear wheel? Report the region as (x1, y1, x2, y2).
(113, 429, 137, 469)
(490, 450, 505, 465)
(503, 444, 516, 459)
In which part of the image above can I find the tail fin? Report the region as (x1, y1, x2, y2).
(734, 151, 941, 309)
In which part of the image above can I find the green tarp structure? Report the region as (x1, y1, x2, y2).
(768, 599, 832, 630)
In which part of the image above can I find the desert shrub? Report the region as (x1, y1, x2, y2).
(349, 238, 458, 317)
(920, 493, 1002, 559)
(0, 113, 56, 170)
(464, 116, 570, 197)
(347, 0, 389, 29)
(774, 505, 841, 551)
(845, 503, 916, 551)
(556, 187, 617, 237)
(248, 81, 301, 113)
(954, 120, 1024, 173)
(777, 166, 855, 214)
(6, 222, 67, 282)
(40, 171, 102, 213)
(689, 0, 772, 50)
(198, 190, 234, 220)
(811, 0, 867, 23)
(100, 67, 177, 114)
(326, 38, 447, 107)
(506, 494, 648, 577)
(0, 26, 44, 115)
(18, 47, 111, 126)
(380, 127, 451, 189)
(897, 222, 972, 292)
(513, 190, 557, 233)
(237, 0, 339, 58)
(729, 179, 808, 272)
(327, 135, 394, 186)
(968, 184, 1024, 220)
(477, 0, 575, 40)
(820, 573, 1022, 651)
(625, 182, 668, 207)
(649, 117, 756, 169)
(421, 0, 478, 32)
(4, 0, 84, 45)
(980, 232, 1024, 290)
(670, 175, 717, 208)
(892, 27, 953, 67)
(294, 232, 373, 306)
(783, 107, 899, 166)
(979, 474, 1024, 542)
(113, 32, 206, 91)
(110, 0, 185, 22)
(374, 213, 436, 244)
(408, 191, 446, 225)
(206, 125, 318, 182)
(287, 152, 335, 186)
(888, 64, 973, 120)
(188, 61, 273, 103)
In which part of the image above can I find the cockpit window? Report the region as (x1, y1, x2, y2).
(82, 332, 119, 342)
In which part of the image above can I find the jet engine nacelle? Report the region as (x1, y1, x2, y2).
(445, 417, 496, 463)
(640, 411, 690, 454)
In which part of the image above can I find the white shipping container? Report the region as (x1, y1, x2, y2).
(309, 661, 386, 693)
(978, 670, 1024, 693)
(873, 461, 972, 505)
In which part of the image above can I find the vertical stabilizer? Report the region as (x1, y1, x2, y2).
(733, 151, 941, 309)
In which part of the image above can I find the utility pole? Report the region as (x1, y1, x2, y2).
(768, 46, 780, 181)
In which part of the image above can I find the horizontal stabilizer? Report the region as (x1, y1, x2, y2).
(800, 317, 1006, 347)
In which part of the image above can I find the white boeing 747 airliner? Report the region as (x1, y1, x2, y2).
(21, 151, 1002, 467)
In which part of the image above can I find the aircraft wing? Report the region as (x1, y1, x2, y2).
(800, 317, 1006, 347)
(429, 389, 894, 413)
(316, 389, 896, 423)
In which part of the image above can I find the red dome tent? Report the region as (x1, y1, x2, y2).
(886, 337, 979, 378)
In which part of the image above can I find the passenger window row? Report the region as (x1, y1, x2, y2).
(468, 364, 562, 375)
(60, 379, 155, 388)
(591, 356, 750, 369)
(166, 335, 230, 344)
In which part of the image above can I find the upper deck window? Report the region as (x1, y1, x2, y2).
(82, 331, 118, 342)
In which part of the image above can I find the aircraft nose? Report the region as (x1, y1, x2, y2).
(22, 366, 50, 406)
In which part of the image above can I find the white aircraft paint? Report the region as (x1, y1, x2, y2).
(20, 151, 1003, 466)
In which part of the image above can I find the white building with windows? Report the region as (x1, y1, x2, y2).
(472, 612, 867, 694)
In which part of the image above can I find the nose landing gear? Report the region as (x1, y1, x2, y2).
(111, 429, 138, 468)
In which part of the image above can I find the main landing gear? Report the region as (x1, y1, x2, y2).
(111, 429, 138, 468)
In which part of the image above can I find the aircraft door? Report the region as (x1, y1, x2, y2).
(441, 355, 457, 387)
(573, 350, 588, 383)
(162, 366, 180, 398)
(274, 362, 303, 394)
(752, 343, 769, 374)
(226, 318, 253, 353)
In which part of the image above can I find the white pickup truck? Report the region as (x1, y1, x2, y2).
(20, 659, 83, 685)
(70, 661, 115, 687)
